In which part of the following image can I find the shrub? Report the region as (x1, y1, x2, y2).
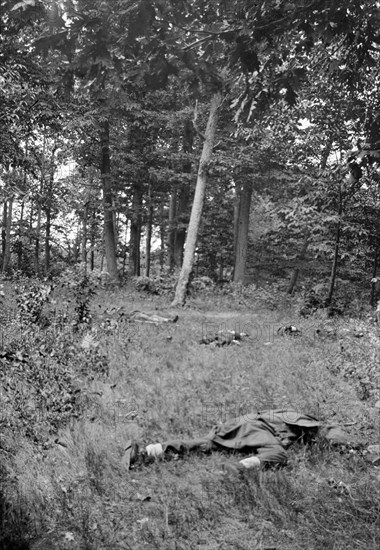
(14, 282, 53, 326)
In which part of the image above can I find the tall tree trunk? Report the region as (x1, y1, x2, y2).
(145, 185, 153, 277)
(90, 207, 96, 271)
(233, 179, 253, 283)
(159, 205, 165, 270)
(35, 200, 41, 275)
(122, 219, 128, 277)
(326, 184, 343, 306)
(1, 197, 13, 273)
(171, 92, 222, 306)
(81, 202, 88, 268)
(232, 182, 241, 273)
(327, 222, 341, 306)
(287, 233, 310, 294)
(173, 118, 194, 268)
(370, 242, 378, 307)
(17, 141, 28, 271)
(174, 184, 190, 267)
(1, 201, 7, 262)
(370, 223, 380, 307)
(45, 203, 51, 275)
(44, 150, 55, 276)
(100, 119, 119, 282)
(29, 204, 34, 265)
(35, 133, 46, 277)
(321, 138, 333, 171)
(218, 260, 224, 282)
(17, 201, 24, 270)
(73, 229, 80, 263)
(113, 202, 118, 251)
(167, 190, 177, 271)
(129, 182, 142, 276)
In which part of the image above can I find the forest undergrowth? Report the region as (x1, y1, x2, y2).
(0, 276, 379, 550)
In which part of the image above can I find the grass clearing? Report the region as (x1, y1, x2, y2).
(1, 286, 380, 549)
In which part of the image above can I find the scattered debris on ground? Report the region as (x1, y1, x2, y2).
(97, 306, 178, 328)
(364, 444, 380, 465)
(127, 311, 179, 324)
(277, 325, 302, 337)
(200, 329, 248, 347)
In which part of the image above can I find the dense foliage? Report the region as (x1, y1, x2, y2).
(1, 0, 380, 301)
(2, 4, 380, 548)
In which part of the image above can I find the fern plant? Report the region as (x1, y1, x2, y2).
(14, 282, 53, 326)
(72, 275, 96, 330)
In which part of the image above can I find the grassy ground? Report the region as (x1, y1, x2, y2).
(1, 283, 380, 549)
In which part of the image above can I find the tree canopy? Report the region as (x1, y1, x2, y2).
(1, 0, 380, 307)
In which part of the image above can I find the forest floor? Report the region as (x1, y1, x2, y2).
(1, 283, 380, 549)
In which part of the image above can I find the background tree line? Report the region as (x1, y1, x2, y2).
(1, 0, 380, 307)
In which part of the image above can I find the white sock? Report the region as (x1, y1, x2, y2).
(146, 443, 163, 457)
(239, 456, 261, 469)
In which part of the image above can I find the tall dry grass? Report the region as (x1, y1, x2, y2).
(1, 286, 379, 549)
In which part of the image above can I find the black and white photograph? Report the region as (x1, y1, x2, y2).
(1, 1, 380, 548)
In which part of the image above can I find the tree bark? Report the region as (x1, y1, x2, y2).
(72, 229, 80, 263)
(174, 184, 190, 267)
(370, 242, 378, 307)
(1, 201, 7, 262)
(326, 183, 343, 306)
(129, 182, 142, 276)
(232, 182, 241, 268)
(90, 207, 96, 271)
(173, 118, 194, 268)
(28, 204, 34, 265)
(35, 198, 41, 276)
(81, 202, 88, 268)
(17, 201, 24, 271)
(100, 119, 119, 282)
(17, 141, 28, 271)
(35, 133, 46, 276)
(44, 149, 56, 275)
(327, 222, 341, 306)
(113, 202, 118, 251)
(121, 219, 128, 277)
(44, 201, 51, 275)
(159, 204, 165, 270)
(287, 233, 310, 294)
(167, 190, 177, 271)
(218, 260, 224, 282)
(171, 92, 222, 306)
(145, 184, 153, 277)
(233, 178, 253, 283)
(1, 197, 13, 273)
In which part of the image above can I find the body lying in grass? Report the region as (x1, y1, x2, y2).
(125, 408, 352, 471)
